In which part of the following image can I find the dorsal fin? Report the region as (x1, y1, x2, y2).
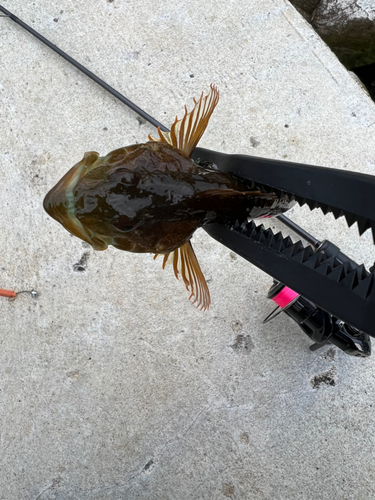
(149, 84, 219, 158)
(154, 241, 211, 311)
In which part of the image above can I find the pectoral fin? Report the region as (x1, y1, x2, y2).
(149, 84, 219, 158)
(154, 241, 211, 311)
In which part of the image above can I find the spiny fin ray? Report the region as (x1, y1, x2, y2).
(149, 84, 219, 158)
(154, 241, 211, 311)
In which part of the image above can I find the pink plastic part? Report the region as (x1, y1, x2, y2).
(272, 287, 299, 309)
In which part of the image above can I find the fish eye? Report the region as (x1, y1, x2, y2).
(107, 168, 139, 186)
(121, 172, 137, 184)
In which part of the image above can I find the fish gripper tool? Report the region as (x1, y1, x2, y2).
(194, 147, 375, 350)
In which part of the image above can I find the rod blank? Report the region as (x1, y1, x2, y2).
(277, 214, 320, 248)
(0, 4, 169, 131)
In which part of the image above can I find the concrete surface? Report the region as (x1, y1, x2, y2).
(1, 1, 375, 499)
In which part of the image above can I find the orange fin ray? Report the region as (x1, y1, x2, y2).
(153, 241, 211, 311)
(148, 84, 219, 158)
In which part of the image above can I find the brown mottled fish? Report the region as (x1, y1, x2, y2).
(44, 85, 290, 310)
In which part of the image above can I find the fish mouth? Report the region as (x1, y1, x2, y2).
(43, 152, 108, 250)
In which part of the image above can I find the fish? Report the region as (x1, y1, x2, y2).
(44, 85, 294, 310)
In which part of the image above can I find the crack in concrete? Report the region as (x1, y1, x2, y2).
(311, 50, 340, 86)
(278, 0, 308, 42)
(34, 478, 62, 500)
(93, 401, 253, 495)
(138, 338, 229, 403)
(34, 484, 53, 500)
(277, 0, 344, 89)
(92, 405, 209, 494)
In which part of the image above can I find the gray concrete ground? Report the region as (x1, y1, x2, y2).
(1, 1, 375, 499)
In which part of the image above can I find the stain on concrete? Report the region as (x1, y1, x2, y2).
(137, 116, 147, 126)
(73, 252, 90, 272)
(310, 367, 337, 389)
(66, 370, 80, 381)
(321, 347, 336, 361)
(231, 334, 254, 354)
(240, 432, 249, 444)
(222, 483, 235, 497)
(250, 136, 260, 147)
(229, 252, 237, 261)
(231, 320, 243, 333)
(142, 459, 155, 476)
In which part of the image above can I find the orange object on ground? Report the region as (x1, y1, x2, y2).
(0, 289, 17, 298)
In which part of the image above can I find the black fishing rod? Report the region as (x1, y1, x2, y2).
(0, 4, 168, 132)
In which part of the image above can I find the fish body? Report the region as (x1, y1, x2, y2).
(44, 86, 293, 310)
(44, 141, 282, 254)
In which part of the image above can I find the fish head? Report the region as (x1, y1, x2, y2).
(43, 151, 109, 250)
